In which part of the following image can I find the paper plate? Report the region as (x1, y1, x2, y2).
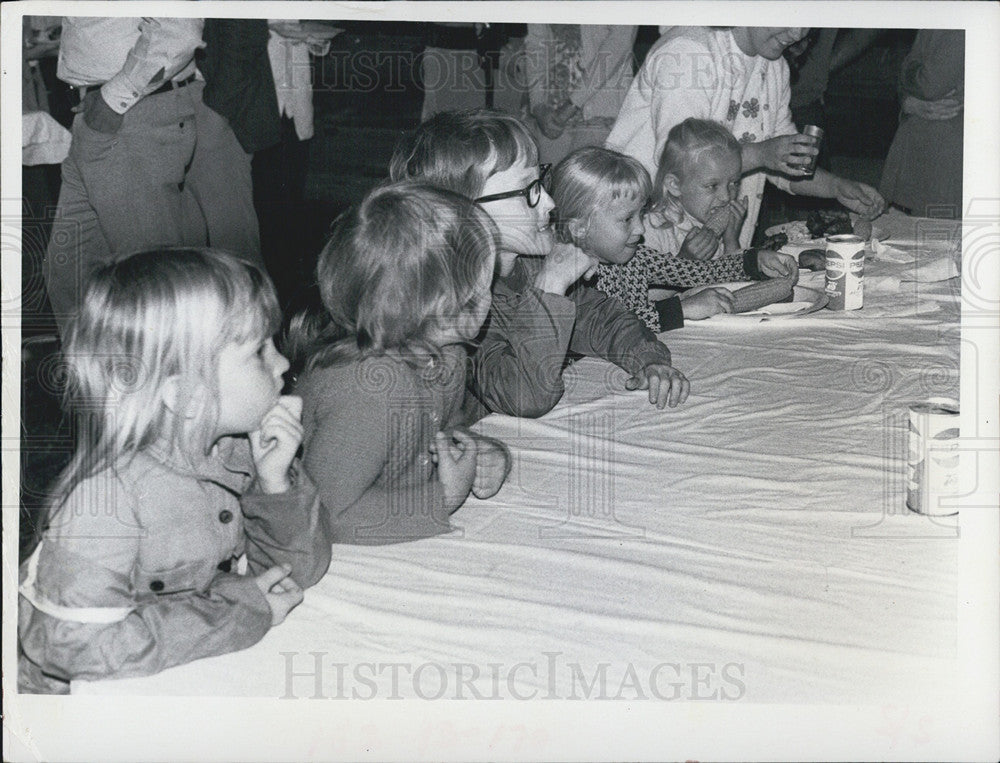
(707, 282, 830, 320)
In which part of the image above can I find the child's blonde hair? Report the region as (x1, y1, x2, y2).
(389, 109, 539, 198)
(651, 118, 742, 224)
(51, 248, 281, 508)
(550, 146, 651, 246)
(287, 181, 500, 372)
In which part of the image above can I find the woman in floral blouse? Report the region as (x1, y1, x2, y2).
(606, 26, 885, 252)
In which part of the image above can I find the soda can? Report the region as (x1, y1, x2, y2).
(906, 398, 960, 516)
(825, 234, 865, 310)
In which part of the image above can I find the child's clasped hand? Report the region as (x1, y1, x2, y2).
(534, 242, 600, 294)
(679, 225, 722, 261)
(254, 563, 304, 626)
(470, 435, 512, 500)
(756, 250, 799, 282)
(250, 395, 304, 494)
(432, 429, 479, 511)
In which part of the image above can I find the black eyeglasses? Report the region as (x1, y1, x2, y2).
(474, 164, 552, 208)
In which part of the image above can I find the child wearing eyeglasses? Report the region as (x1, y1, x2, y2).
(550, 145, 799, 332)
(390, 109, 689, 419)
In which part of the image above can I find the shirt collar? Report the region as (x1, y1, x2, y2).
(145, 436, 253, 493)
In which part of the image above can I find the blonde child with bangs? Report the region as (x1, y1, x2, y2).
(644, 117, 751, 260)
(551, 144, 799, 332)
(289, 182, 511, 545)
(18, 249, 331, 694)
(390, 109, 688, 416)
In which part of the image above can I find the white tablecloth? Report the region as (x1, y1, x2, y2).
(76, 214, 964, 703)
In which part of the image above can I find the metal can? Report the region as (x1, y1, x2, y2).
(825, 234, 865, 310)
(906, 398, 960, 516)
(799, 124, 824, 175)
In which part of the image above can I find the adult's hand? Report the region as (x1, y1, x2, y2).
(746, 133, 818, 176)
(834, 178, 886, 221)
(901, 92, 963, 121)
(82, 89, 124, 134)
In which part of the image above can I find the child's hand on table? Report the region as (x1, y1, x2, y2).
(250, 395, 304, 494)
(255, 563, 304, 626)
(626, 363, 690, 409)
(534, 242, 600, 295)
(679, 286, 735, 320)
(469, 433, 511, 500)
(756, 250, 799, 283)
(432, 429, 478, 511)
(798, 249, 826, 271)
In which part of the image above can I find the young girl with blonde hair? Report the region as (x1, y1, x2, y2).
(645, 117, 750, 260)
(19, 248, 331, 694)
(289, 182, 511, 545)
(550, 143, 798, 332)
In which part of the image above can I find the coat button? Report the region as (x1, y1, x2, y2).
(218, 509, 234, 524)
(149, 580, 164, 592)
(217, 558, 232, 573)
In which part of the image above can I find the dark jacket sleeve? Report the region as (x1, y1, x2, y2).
(654, 296, 686, 331)
(469, 284, 578, 418)
(566, 281, 673, 374)
(199, 18, 281, 153)
(242, 466, 332, 588)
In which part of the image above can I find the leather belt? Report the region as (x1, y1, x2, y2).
(147, 72, 197, 97)
(78, 73, 197, 100)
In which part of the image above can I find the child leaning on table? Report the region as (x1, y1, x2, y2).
(551, 145, 799, 332)
(287, 182, 511, 545)
(389, 108, 689, 416)
(18, 249, 331, 694)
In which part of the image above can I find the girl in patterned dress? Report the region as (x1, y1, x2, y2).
(550, 141, 799, 333)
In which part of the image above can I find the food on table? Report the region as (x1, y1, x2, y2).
(760, 231, 789, 251)
(798, 248, 826, 271)
(806, 209, 853, 238)
(731, 276, 795, 313)
(781, 220, 813, 244)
